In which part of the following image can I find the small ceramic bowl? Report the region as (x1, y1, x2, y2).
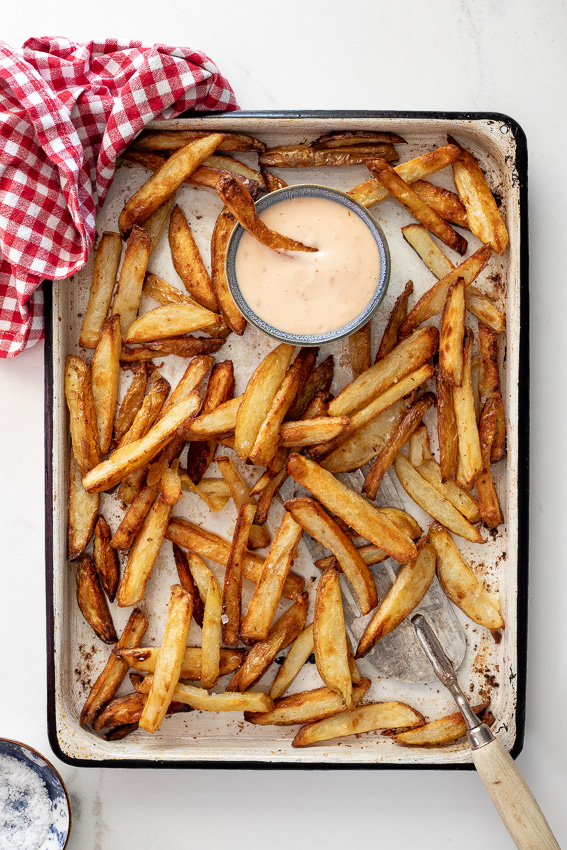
(0, 738, 71, 849)
(225, 183, 390, 346)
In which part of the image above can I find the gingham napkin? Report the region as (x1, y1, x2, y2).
(0, 37, 238, 358)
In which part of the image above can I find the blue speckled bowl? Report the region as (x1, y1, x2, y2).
(225, 183, 390, 346)
(0, 739, 71, 849)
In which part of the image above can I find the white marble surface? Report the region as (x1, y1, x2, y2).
(1, 1, 566, 847)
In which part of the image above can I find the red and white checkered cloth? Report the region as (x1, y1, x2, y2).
(0, 37, 238, 357)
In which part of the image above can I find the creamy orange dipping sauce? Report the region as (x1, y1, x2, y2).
(234, 196, 381, 335)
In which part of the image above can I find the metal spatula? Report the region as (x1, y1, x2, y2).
(279, 466, 466, 683)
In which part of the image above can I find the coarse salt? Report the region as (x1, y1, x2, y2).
(0, 754, 52, 850)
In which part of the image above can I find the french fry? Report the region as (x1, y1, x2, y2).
(186, 360, 235, 483)
(356, 544, 436, 658)
(287, 453, 417, 562)
(254, 466, 288, 526)
(133, 129, 267, 154)
(217, 175, 317, 253)
(284, 497, 377, 615)
(428, 523, 504, 630)
(346, 635, 362, 684)
(79, 233, 122, 348)
(119, 134, 224, 235)
(408, 425, 432, 468)
(93, 516, 120, 602)
(122, 303, 221, 345)
(143, 272, 198, 308)
(392, 704, 488, 746)
(381, 507, 423, 540)
(476, 398, 504, 528)
(91, 315, 122, 454)
(349, 321, 371, 378)
(117, 373, 170, 450)
(139, 584, 193, 732)
(301, 392, 332, 421)
(80, 608, 148, 725)
(235, 343, 294, 460)
(216, 456, 269, 549)
(223, 503, 257, 647)
(240, 512, 303, 643)
(91, 693, 146, 731)
(437, 371, 459, 482)
(411, 180, 469, 228)
(286, 355, 334, 421)
(211, 206, 245, 335)
(65, 355, 100, 477)
(110, 482, 158, 551)
(269, 623, 314, 700)
(280, 417, 349, 447)
(453, 328, 483, 487)
(112, 226, 151, 336)
(249, 356, 304, 466)
(227, 592, 309, 692)
(115, 646, 245, 680)
(76, 554, 117, 644)
(200, 568, 223, 690)
(328, 326, 438, 417)
(260, 144, 399, 168)
(292, 701, 424, 747)
(68, 458, 99, 560)
(117, 492, 173, 607)
(449, 136, 509, 255)
(168, 204, 218, 312)
(179, 473, 231, 512)
(478, 323, 506, 462)
(171, 544, 205, 627)
(394, 454, 483, 543)
(363, 393, 436, 500)
(137, 676, 273, 713)
(417, 458, 480, 522)
(375, 281, 413, 362)
(83, 390, 201, 493)
(261, 167, 288, 192)
(166, 518, 305, 600)
(246, 679, 371, 726)
(283, 348, 318, 420)
(112, 364, 147, 447)
(178, 395, 240, 441)
(348, 143, 461, 207)
(439, 279, 466, 386)
(142, 196, 176, 254)
(311, 130, 406, 148)
(314, 566, 353, 708)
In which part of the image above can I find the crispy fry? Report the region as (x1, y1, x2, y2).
(417, 458, 481, 522)
(116, 492, 173, 607)
(376, 281, 413, 361)
(139, 584, 193, 732)
(93, 516, 120, 601)
(110, 482, 158, 551)
(478, 323, 506, 462)
(368, 159, 467, 255)
(138, 676, 273, 713)
(408, 425, 432, 467)
(311, 130, 406, 148)
(223, 503, 257, 646)
(186, 360, 235, 483)
(292, 701, 424, 747)
(260, 144, 399, 168)
(439, 279, 466, 386)
(349, 321, 371, 378)
(211, 206, 245, 335)
(286, 355, 334, 421)
(112, 226, 151, 336)
(453, 328, 483, 487)
(117, 373, 170, 450)
(165, 518, 304, 600)
(217, 175, 317, 253)
(112, 364, 147, 447)
(283, 348, 318, 420)
(178, 395, 240, 441)
(68, 457, 99, 560)
(168, 205, 218, 312)
(392, 704, 488, 746)
(314, 566, 353, 708)
(80, 233, 122, 348)
(142, 195, 176, 254)
(115, 646, 245, 680)
(216, 456, 269, 549)
(284, 497, 377, 615)
(287, 453, 417, 563)
(411, 180, 469, 228)
(133, 130, 267, 153)
(65, 355, 100, 476)
(180, 473, 231, 511)
(171, 543, 205, 627)
(143, 272, 198, 307)
(356, 544, 436, 657)
(249, 356, 304, 466)
(123, 303, 221, 344)
(246, 679, 371, 726)
(119, 134, 223, 235)
(269, 623, 314, 700)
(76, 554, 117, 644)
(302, 392, 332, 420)
(437, 371, 459, 482)
(280, 416, 349, 447)
(92, 693, 146, 730)
(363, 393, 436, 500)
(261, 168, 288, 192)
(200, 569, 223, 689)
(92, 315, 122, 454)
(254, 466, 288, 526)
(476, 398, 504, 528)
(428, 523, 504, 629)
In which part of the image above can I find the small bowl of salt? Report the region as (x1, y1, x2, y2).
(0, 739, 71, 849)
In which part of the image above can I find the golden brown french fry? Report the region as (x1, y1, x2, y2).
(240, 512, 303, 643)
(254, 466, 288, 526)
(287, 355, 334, 421)
(417, 458, 480, 523)
(142, 195, 176, 254)
(302, 392, 332, 421)
(411, 180, 469, 228)
(139, 584, 193, 732)
(249, 357, 304, 467)
(329, 326, 438, 417)
(168, 204, 218, 312)
(201, 570, 223, 690)
(133, 129, 267, 153)
(117, 373, 170, 450)
(68, 457, 99, 560)
(453, 328, 483, 487)
(437, 371, 459, 482)
(292, 701, 424, 747)
(227, 592, 309, 692)
(117, 493, 172, 607)
(80, 233, 122, 348)
(235, 343, 295, 460)
(349, 143, 461, 207)
(65, 355, 100, 477)
(368, 158, 467, 255)
(428, 523, 504, 629)
(476, 398, 504, 528)
(178, 395, 240, 441)
(76, 554, 117, 644)
(269, 624, 314, 700)
(314, 566, 353, 708)
(166, 518, 304, 600)
(478, 323, 506, 462)
(223, 503, 257, 647)
(280, 417, 350, 447)
(115, 646, 245, 679)
(93, 516, 119, 602)
(91, 693, 146, 731)
(91, 315, 122, 455)
(217, 175, 317, 253)
(246, 679, 371, 726)
(282, 348, 318, 420)
(356, 544, 436, 658)
(80, 608, 148, 726)
(142, 272, 198, 308)
(112, 364, 147, 447)
(449, 136, 509, 255)
(109, 482, 158, 551)
(216, 456, 269, 549)
(119, 135, 223, 235)
(122, 302, 221, 345)
(392, 704, 488, 746)
(287, 453, 417, 563)
(316, 544, 387, 571)
(439, 279, 466, 386)
(210, 205, 245, 335)
(311, 130, 406, 148)
(363, 393, 436, 500)
(261, 167, 288, 192)
(408, 425, 432, 467)
(284, 497, 377, 615)
(375, 280, 413, 362)
(138, 676, 273, 713)
(112, 226, 151, 336)
(186, 360, 235, 483)
(179, 473, 231, 511)
(349, 322, 371, 378)
(260, 144, 399, 168)
(170, 544, 204, 627)
(83, 390, 201, 493)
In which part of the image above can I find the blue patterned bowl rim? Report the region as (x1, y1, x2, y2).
(225, 183, 390, 345)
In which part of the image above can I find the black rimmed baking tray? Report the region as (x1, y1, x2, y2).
(45, 110, 528, 768)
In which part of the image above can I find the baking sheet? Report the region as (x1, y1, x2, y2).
(45, 112, 528, 767)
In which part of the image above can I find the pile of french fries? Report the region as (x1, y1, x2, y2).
(68, 126, 507, 749)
